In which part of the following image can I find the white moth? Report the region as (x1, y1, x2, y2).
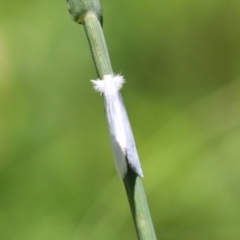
(91, 74, 143, 179)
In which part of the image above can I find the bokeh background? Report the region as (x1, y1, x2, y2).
(1, 0, 240, 239)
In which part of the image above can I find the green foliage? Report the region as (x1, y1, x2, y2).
(0, 0, 240, 239)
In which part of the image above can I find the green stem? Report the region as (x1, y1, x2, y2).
(67, 0, 157, 239)
(124, 168, 157, 240)
(83, 12, 113, 78)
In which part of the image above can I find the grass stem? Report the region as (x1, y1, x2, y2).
(67, 0, 157, 239)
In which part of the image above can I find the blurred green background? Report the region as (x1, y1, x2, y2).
(0, 0, 240, 239)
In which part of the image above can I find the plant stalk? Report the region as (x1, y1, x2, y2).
(67, 0, 157, 239)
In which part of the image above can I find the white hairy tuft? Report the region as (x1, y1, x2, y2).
(91, 74, 125, 94)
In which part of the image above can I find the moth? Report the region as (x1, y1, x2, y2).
(91, 74, 143, 179)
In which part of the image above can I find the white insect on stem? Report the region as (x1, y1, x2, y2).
(91, 74, 143, 179)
